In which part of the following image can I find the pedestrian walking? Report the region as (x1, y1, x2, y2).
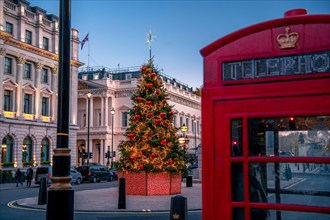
(26, 166, 33, 187)
(15, 168, 23, 187)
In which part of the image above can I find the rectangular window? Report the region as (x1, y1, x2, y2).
(186, 118, 189, 131)
(173, 115, 177, 128)
(24, 94, 32, 114)
(43, 37, 49, 50)
(4, 57, 12, 74)
(83, 113, 86, 127)
(126, 74, 132, 80)
(192, 119, 196, 133)
(197, 121, 200, 134)
(122, 112, 128, 127)
(180, 117, 183, 127)
(5, 22, 13, 34)
(42, 68, 48, 83)
(41, 97, 49, 116)
(24, 63, 32, 79)
(25, 30, 32, 44)
(4, 90, 13, 111)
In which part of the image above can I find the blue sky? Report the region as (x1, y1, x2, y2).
(29, 0, 329, 89)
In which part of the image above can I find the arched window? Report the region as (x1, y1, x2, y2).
(1, 136, 14, 164)
(22, 136, 33, 164)
(41, 138, 50, 163)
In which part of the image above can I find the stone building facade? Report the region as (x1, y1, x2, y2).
(76, 66, 201, 175)
(0, 0, 83, 170)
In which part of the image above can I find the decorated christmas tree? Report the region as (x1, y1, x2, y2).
(115, 62, 187, 174)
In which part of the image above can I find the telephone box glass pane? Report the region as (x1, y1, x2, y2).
(232, 207, 245, 220)
(248, 116, 330, 157)
(232, 162, 244, 201)
(231, 119, 243, 157)
(249, 163, 330, 207)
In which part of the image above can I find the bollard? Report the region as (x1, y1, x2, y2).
(186, 175, 193, 187)
(170, 195, 188, 220)
(118, 177, 126, 209)
(38, 177, 47, 205)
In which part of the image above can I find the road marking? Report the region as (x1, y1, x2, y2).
(267, 178, 306, 198)
(8, 200, 202, 214)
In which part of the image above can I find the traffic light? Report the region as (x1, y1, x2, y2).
(83, 152, 87, 159)
(89, 152, 93, 159)
(112, 151, 116, 157)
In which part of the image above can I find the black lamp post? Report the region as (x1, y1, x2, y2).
(111, 107, 115, 168)
(194, 119, 197, 157)
(87, 92, 91, 165)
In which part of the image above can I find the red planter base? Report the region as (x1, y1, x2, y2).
(118, 172, 181, 195)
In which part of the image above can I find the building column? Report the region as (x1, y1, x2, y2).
(100, 97, 104, 126)
(0, 48, 6, 115)
(0, 0, 4, 31)
(99, 140, 104, 165)
(70, 66, 78, 125)
(16, 56, 26, 117)
(35, 62, 43, 120)
(51, 66, 58, 122)
(90, 97, 94, 127)
(104, 96, 108, 126)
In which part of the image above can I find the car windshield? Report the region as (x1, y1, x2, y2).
(36, 167, 48, 174)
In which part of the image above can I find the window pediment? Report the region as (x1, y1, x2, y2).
(40, 87, 53, 94)
(22, 83, 36, 91)
(3, 79, 18, 88)
(117, 105, 130, 111)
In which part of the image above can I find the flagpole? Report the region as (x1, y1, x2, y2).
(88, 32, 90, 68)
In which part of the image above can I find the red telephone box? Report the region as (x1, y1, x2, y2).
(201, 9, 330, 220)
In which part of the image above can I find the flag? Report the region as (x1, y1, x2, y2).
(81, 34, 89, 50)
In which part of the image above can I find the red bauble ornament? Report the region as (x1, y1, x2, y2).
(151, 153, 157, 158)
(160, 139, 167, 145)
(147, 113, 153, 118)
(169, 110, 174, 115)
(130, 155, 136, 161)
(136, 96, 142, 102)
(146, 83, 153, 89)
(160, 112, 167, 118)
(139, 164, 144, 170)
(141, 66, 147, 73)
(134, 114, 141, 120)
(150, 72, 156, 77)
(167, 159, 173, 165)
(128, 133, 135, 139)
(155, 119, 161, 124)
(146, 101, 152, 106)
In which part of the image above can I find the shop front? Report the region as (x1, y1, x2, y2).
(201, 9, 330, 220)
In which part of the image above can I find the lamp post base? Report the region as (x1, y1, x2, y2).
(46, 189, 74, 220)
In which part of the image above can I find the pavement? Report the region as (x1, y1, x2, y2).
(1, 180, 202, 213)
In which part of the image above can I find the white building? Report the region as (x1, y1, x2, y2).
(76, 66, 201, 171)
(0, 0, 83, 170)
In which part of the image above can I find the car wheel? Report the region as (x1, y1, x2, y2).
(76, 178, 81, 185)
(108, 176, 113, 182)
(92, 177, 97, 183)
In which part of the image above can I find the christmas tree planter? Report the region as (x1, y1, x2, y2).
(116, 62, 187, 196)
(117, 171, 181, 195)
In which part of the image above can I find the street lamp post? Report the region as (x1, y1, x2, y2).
(194, 119, 197, 157)
(87, 92, 91, 165)
(111, 107, 115, 168)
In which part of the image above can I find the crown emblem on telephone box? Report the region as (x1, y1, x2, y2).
(277, 27, 299, 49)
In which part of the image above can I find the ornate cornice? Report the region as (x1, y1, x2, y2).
(16, 55, 26, 64)
(0, 48, 6, 56)
(1, 31, 84, 67)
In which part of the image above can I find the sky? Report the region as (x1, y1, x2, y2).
(28, 0, 330, 89)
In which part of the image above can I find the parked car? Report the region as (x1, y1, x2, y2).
(110, 168, 118, 180)
(70, 166, 83, 185)
(77, 164, 114, 183)
(35, 166, 83, 185)
(35, 165, 52, 184)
